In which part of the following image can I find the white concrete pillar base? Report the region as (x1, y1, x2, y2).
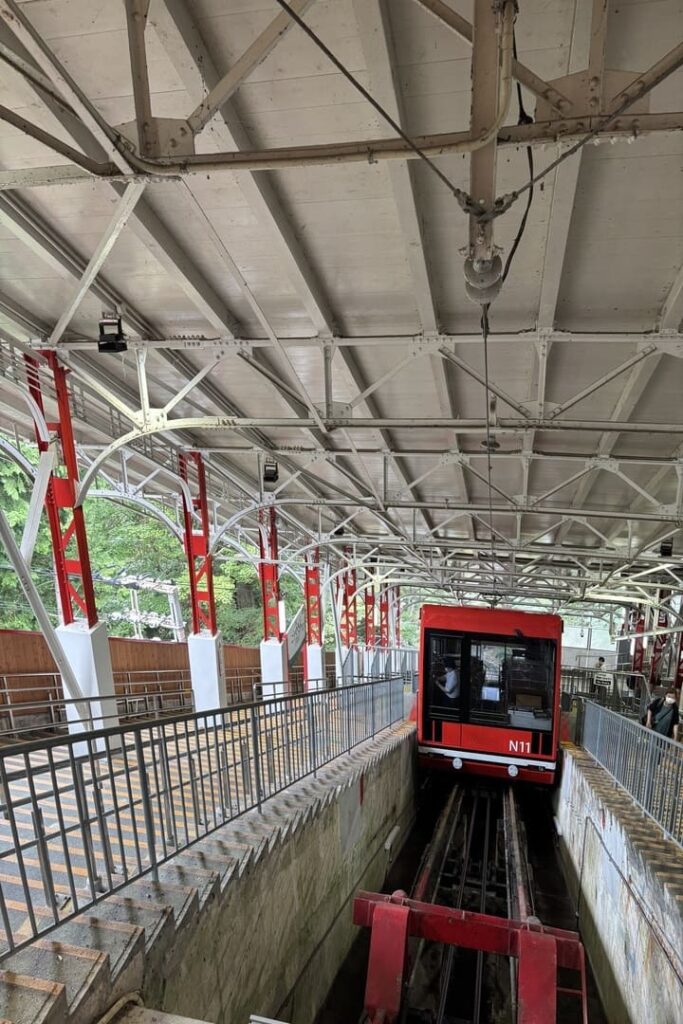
(260, 639, 288, 699)
(188, 631, 226, 713)
(56, 621, 118, 750)
(304, 643, 325, 690)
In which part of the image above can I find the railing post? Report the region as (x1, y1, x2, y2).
(250, 704, 263, 811)
(306, 696, 318, 777)
(32, 807, 59, 919)
(156, 735, 177, 847)
(133, 731, 158, 882)
(371, 681, 376, 737)
(73, 760, 104, 893)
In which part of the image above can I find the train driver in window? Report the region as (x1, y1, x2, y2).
(435, 655, 460, 700)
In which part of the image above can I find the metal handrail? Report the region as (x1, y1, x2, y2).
(0, 676, 406, 959)
(578, 699, 683, 850)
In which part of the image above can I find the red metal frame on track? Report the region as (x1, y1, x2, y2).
(353, 890, 588, 1024)
(178, 451, 217, 635)
(25, 353, 98, 627)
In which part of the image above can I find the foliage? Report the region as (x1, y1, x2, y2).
(0, 445, 421, 649)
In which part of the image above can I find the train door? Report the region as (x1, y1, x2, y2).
(422, 630, 464, 748)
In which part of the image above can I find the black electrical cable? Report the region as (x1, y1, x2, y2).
(501, 33, 534, 283)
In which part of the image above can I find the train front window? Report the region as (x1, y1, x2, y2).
(469, 637, 555, 731)
(427, 633, 463, 720)
(424, 628, 556, 731)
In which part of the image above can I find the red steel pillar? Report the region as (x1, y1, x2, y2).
(631, 605, 646, 675)
(676, 630, 683, 690)
(336, 548, 358, 680)
(24, 353, 117, 734)
(379, 587, 390, 648)
(25, 353, 98, 627)
(258, 507, 288, 695)
(363, 584, 376, 677)
(365, 586, 376, 648)
(178, 452, 225, 711)
(649, 592, 670, 688)
(258, 506, 283, 642)
(178, 451, 217, 635)
(303, 548, 324, 688)
(394, 586, 401, 647)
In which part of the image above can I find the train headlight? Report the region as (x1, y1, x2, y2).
(507, 764, 519, 778)
(452, 757, 463, 770)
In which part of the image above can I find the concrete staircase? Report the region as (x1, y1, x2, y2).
(0, 725, 412, 1024)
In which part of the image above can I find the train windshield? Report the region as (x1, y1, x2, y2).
(425, 630, 556, 731)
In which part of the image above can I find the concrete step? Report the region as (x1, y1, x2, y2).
(155, 865, 219, 910)
(120, 879, 199, 934)
(1, 940, 110, 1024)
(94, 896, 174, 958)
(44, 918, 144, 1003)
(0, 970, 67, 1024)
(173, 850, 238, 891)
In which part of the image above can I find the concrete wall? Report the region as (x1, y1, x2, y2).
(154, 724, 416, 1024)
(555, 745, 683, 1024)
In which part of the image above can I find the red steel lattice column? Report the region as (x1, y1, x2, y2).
(649, 591, 670, 687)
(365, 585, 376, 648)
(25, 353, 98, 627)
(178, 451, 217, 635)
(258, 506, 282, 641)
(304, 549, 322, 646)
(394, 586, 401, 647)
(632, 605, 646, 674)
(379, 587, 390, 648)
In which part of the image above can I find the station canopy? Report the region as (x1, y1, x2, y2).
(0, 0, 682, 612)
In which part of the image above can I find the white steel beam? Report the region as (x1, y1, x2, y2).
(351, 0, 473, 537)
(553, 351, 663, 543)
(0, 16, 239, 336)
(19, 446, 55, 565)
(150, 0, 337, 335)
(124, 0, 159, 157)
(183, 0, 316, 136)
(48, 182, 146, 344)
(659, 263, 683, 332)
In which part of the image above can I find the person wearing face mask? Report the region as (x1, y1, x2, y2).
(646, 688, 680, 739)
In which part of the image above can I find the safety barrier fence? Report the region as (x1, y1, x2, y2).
(578, 699, 683, 850)
(561, 668, 649, 719)
(0, 676, 406, 958)
(0, 671, 193, 740)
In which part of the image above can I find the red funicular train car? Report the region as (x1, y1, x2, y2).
(417, 605, 563, 784)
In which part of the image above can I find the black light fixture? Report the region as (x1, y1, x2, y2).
(98, 312, 126, 353)
(263, 457, 279, 484)
(660, 539, 674, 558)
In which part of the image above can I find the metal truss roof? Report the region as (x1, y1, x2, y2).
(0, 0, 682, 614)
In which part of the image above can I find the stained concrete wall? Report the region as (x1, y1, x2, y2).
(555, 745, 683, 1024)
(152, 724, 416, 1024)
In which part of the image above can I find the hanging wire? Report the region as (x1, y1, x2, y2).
(480, 304, 498, 601)
(502, 32, 534, 282)
(271, 0, 472, 207)
(273, 0, 666, 231)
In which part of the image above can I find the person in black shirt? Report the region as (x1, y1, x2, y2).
(646, 688, 680, 739)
